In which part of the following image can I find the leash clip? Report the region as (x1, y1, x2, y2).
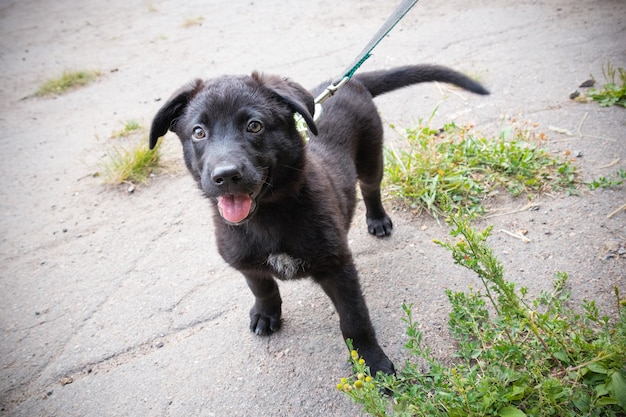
(310, 0, 420, 123)
(313, 76, 350, 121)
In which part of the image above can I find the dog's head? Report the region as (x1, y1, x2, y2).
(149, 72, 317, 225)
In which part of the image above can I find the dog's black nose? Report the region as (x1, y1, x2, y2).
(212, 164, 243, 186)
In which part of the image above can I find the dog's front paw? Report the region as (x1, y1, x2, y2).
(249, 305, 281, 336)
(367, 215, 393, 238)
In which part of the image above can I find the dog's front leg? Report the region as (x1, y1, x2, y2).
(317, 263, 395, 376)
(243, 270, 282, 335)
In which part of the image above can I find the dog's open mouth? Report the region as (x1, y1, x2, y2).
(217, 194, 256, 224)
(215, 169, 268, 225)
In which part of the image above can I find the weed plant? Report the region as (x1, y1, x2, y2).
(588, 63, 626, 108)
(35, 70, 100, 96)
(339, 214, 626, 417)
(586, 169, 626, 190)
(112, 120, 143, 138)
(384, 122, 577, 219)
(102, 140, 162, 185)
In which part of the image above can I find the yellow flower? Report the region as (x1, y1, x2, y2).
(351, 350, 359, 360)
(354, 380, 364, 389)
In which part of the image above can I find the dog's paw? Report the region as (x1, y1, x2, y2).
(369, 356, 395, 377)
(359, 347, 395, 376)
(367, 215, 393, 238)
(249, 307, 281, 336)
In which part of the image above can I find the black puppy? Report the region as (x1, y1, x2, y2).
(149, 65, 488, 375)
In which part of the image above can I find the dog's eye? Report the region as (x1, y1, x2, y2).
(246, 120, 263, 134)
(192, 125, 206, 140)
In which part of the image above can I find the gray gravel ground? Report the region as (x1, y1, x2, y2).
(1, 0, 624, 416)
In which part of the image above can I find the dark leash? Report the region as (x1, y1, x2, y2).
(313, 0, 419, 121)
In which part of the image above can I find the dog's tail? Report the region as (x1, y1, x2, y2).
(353, 64, 489, 97)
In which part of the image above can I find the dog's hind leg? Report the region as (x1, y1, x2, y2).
(316, 263, 394, 376)
(360, 175, 393, 237)
(356, 119, 393, 237)
(243, 270, 282, 335)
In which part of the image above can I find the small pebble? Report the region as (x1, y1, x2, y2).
(579, 79, 595, 88)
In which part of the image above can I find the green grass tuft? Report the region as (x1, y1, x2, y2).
(384, 121, 578, 218)
(112, 120, 143, 139)
(588, 63, 626, 108)
(102, 140, 162, 185)
(35, 69, 101, 96)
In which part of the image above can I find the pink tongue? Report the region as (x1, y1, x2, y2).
(217, 194, 253, 223)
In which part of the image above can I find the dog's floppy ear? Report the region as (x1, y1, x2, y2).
(252, 72, 318, 136)
(149, 79, 204, 149)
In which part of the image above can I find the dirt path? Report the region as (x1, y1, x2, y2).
(1, 0, 624, 415)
